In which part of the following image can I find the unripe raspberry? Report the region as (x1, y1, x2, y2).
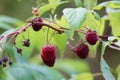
(41, 44, 56, 67)
(74, 43, 89, 59)
(32, 17, 43, 31)
(86, 30, 98, 45)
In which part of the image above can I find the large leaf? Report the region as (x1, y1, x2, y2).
(63, 8, 88, 30)
(94, 1, 120, 10)
(52, 33, 67, 57)
(6, 63, 65, 80)
(100, 42, 115, 80)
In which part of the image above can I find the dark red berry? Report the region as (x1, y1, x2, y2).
(86, 30, 98, 45)
(2, 57, 9, 63)
(41, 44, 56, 67)
(32, 17, 43, 31)
(17, 48, 22, 54)
(74, 43, 89, 59)
(2, 64, 6, 68)
(23, 39, 30, 47)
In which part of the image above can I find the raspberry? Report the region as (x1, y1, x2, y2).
(86, 30, 98, 45)
(74, 43, 89, 59)
(32, 17, 43, 31)
(2, 57, 9, 63)
(41, 44, 56, 67)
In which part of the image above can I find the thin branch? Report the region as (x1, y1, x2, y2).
(0, 23, 32, 45)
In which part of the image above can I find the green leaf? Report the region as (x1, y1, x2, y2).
(7, 63, 65, 80)
(0, 15, 18, 24)
(109, 12, 120, 36)
(106, 8, 120, 14)
(7, 66, 35, 80)
(74, 0, 82, 7)
(63, 8, 88, 30)
(26, 64, 65, 80)
(74, 72, 93, 80)
(56, 59, 90, 75)
(52, 33, 67, 57)
(39, 1, 69, 16)
(94, 1, 120, 10)
(84, 0, 97, 10)
(100, 42, 115, 80)
(0, 22, 13, 30)
(93, 11, 101, 20)
(56, 16, 74, 39)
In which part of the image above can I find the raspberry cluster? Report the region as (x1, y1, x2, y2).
(72, 29, 98, 59)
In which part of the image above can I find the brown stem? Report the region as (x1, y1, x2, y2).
(0, 23, 32, 45)
(99, 35, 108, 40)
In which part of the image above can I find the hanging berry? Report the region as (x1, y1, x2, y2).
(41, 44, 56, 67)
(74, 43, 89, 59)
(31, 17, 43, 31)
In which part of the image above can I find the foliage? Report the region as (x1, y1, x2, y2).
(0, 0, 120, 80)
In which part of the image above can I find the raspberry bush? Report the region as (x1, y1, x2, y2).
(0, 0, 120, 80)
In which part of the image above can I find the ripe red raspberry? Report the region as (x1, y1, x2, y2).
(32, 17, 43, 31)
(41, 44, 56, 67)
(74, 43, 89, 59)
(86, 30, 98, 45)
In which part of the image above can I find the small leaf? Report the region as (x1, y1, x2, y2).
(75, 72, 94, 80)
(63, 8, 88, 30)
(100, 42, 115, 80)
(39, 1, 69, 16)
(74, 0, 82, 7)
